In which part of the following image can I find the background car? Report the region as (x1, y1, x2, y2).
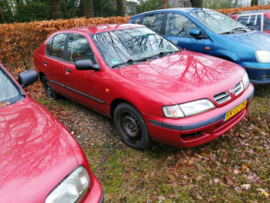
(229, 10, 270, 33)
(129, 8, 270, 84)
(33, 24, 254, 150)
(0, 64, 104, 203)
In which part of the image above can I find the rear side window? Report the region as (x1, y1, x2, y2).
(238, 15, 261, 30)
(141, 13, 164, 33)
(237, 15, 249, 25)
(131, 17, 141, 24)
(67, 34, 97, 64)
(165, 13, 200, 38)
(264, 15, 270, 31)
(49, 33, 67, 59)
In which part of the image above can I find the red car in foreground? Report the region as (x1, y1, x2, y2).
(0, 64, 103, 203)
(33, 24, 254, 150)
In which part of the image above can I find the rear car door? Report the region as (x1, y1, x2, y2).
(43, 33, 67, 94)
(62, 33, 106, 114)
(163, 13, 204, 53)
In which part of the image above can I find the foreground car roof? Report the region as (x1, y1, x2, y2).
(60, 24, 144, 34)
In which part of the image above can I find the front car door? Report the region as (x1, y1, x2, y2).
(62, 33, 106, 114)
(163, 12, 204, 53)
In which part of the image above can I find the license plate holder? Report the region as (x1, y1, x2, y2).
(223, 100, 247, 122)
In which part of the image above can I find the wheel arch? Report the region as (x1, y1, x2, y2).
(110, 98, 138, 120)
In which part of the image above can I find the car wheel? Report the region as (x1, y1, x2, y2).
(114, 103, 153, 150)
(42, 76, 59, 100)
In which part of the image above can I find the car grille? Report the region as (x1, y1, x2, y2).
(213, 82, 243, 104)
(213, 92, 231, 104)
(234, 82, 243, 96)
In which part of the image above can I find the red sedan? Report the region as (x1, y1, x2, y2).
(0, 64, 103, 202)
(33, 24, 254, 150)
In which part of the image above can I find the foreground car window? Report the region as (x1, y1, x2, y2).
(0, 68, 23, 107)
(190, 10, 247, 34)
(92, 27, 179, 67)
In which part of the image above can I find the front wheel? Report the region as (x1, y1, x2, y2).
(42, 75, 59, 100)
(114, 103, 153, 150)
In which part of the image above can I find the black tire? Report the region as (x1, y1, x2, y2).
(114, 103, 153, 150)
(42, 75, 59, 100)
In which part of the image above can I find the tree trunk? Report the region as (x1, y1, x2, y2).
(163, 0, 167, 8)
(251, 0, 258, 6)
(82, 0, 94, 18)
(190, 0, 203, 8)
(116, 0, 124, 16)
(48, 0, 63, 20)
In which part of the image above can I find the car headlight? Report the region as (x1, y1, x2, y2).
(45, 166, 90, 203)
(243, 72, 249, 89)
(255, 50, 270, 63)
(162, 99, 215, 118)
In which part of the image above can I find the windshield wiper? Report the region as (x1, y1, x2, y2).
(149, 50, 181, 59)
(111, 58, 148, 68)
(220, 27, 250, 34)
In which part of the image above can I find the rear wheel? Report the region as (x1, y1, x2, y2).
(114, 103, 153, 150)
(42, 75, 59, 100)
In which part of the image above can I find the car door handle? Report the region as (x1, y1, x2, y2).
(44, 61, 48, 66)
(65, 68, 71, 73)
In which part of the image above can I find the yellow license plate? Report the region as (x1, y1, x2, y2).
(224, 100, 247, 122)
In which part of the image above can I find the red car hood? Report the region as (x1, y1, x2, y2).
(115, 51, 245, 104)
(0, 97, 78, 203)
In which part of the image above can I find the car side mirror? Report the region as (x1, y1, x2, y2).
(189, 29, 203, 38)
(75, 59, 100, 71)
(18, 70, 38, 88)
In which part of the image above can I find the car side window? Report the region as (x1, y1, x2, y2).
(165, 13, 200, 38)
(237, 15, 249, 25)
(49, 34, 67, 59)
(141, 13, 164, 33)
(248, 15, 261, 30)
(131, 17, 142, 24)
(264, 16, 270, 31)
(238, 15, 261, 30)
(67, 34, 97, 64)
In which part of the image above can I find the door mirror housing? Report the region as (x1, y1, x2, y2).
(18, 70, 38, 88)
(75, 59, 100, 71)
(189, 29, 203, 38)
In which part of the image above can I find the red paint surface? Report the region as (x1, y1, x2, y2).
(0, 66, 102, 203)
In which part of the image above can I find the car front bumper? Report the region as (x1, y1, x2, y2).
(240, 62, 270, 84)
(82, 175, 104, 203)
(142, 84, 254, 148)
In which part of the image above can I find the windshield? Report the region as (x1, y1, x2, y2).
(91, 27, 180, 68)
(190, 10, 248, 34)
(0, 67, 23, 108)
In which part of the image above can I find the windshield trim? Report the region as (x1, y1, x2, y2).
(90, 27, 181, 69)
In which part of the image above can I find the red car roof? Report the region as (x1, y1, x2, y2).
(60, 24, 144, 34)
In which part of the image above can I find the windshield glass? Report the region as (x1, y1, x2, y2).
(190, 10, 248, 34)
(91, 27, 180, 68)
(0, 67, 23, 108)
